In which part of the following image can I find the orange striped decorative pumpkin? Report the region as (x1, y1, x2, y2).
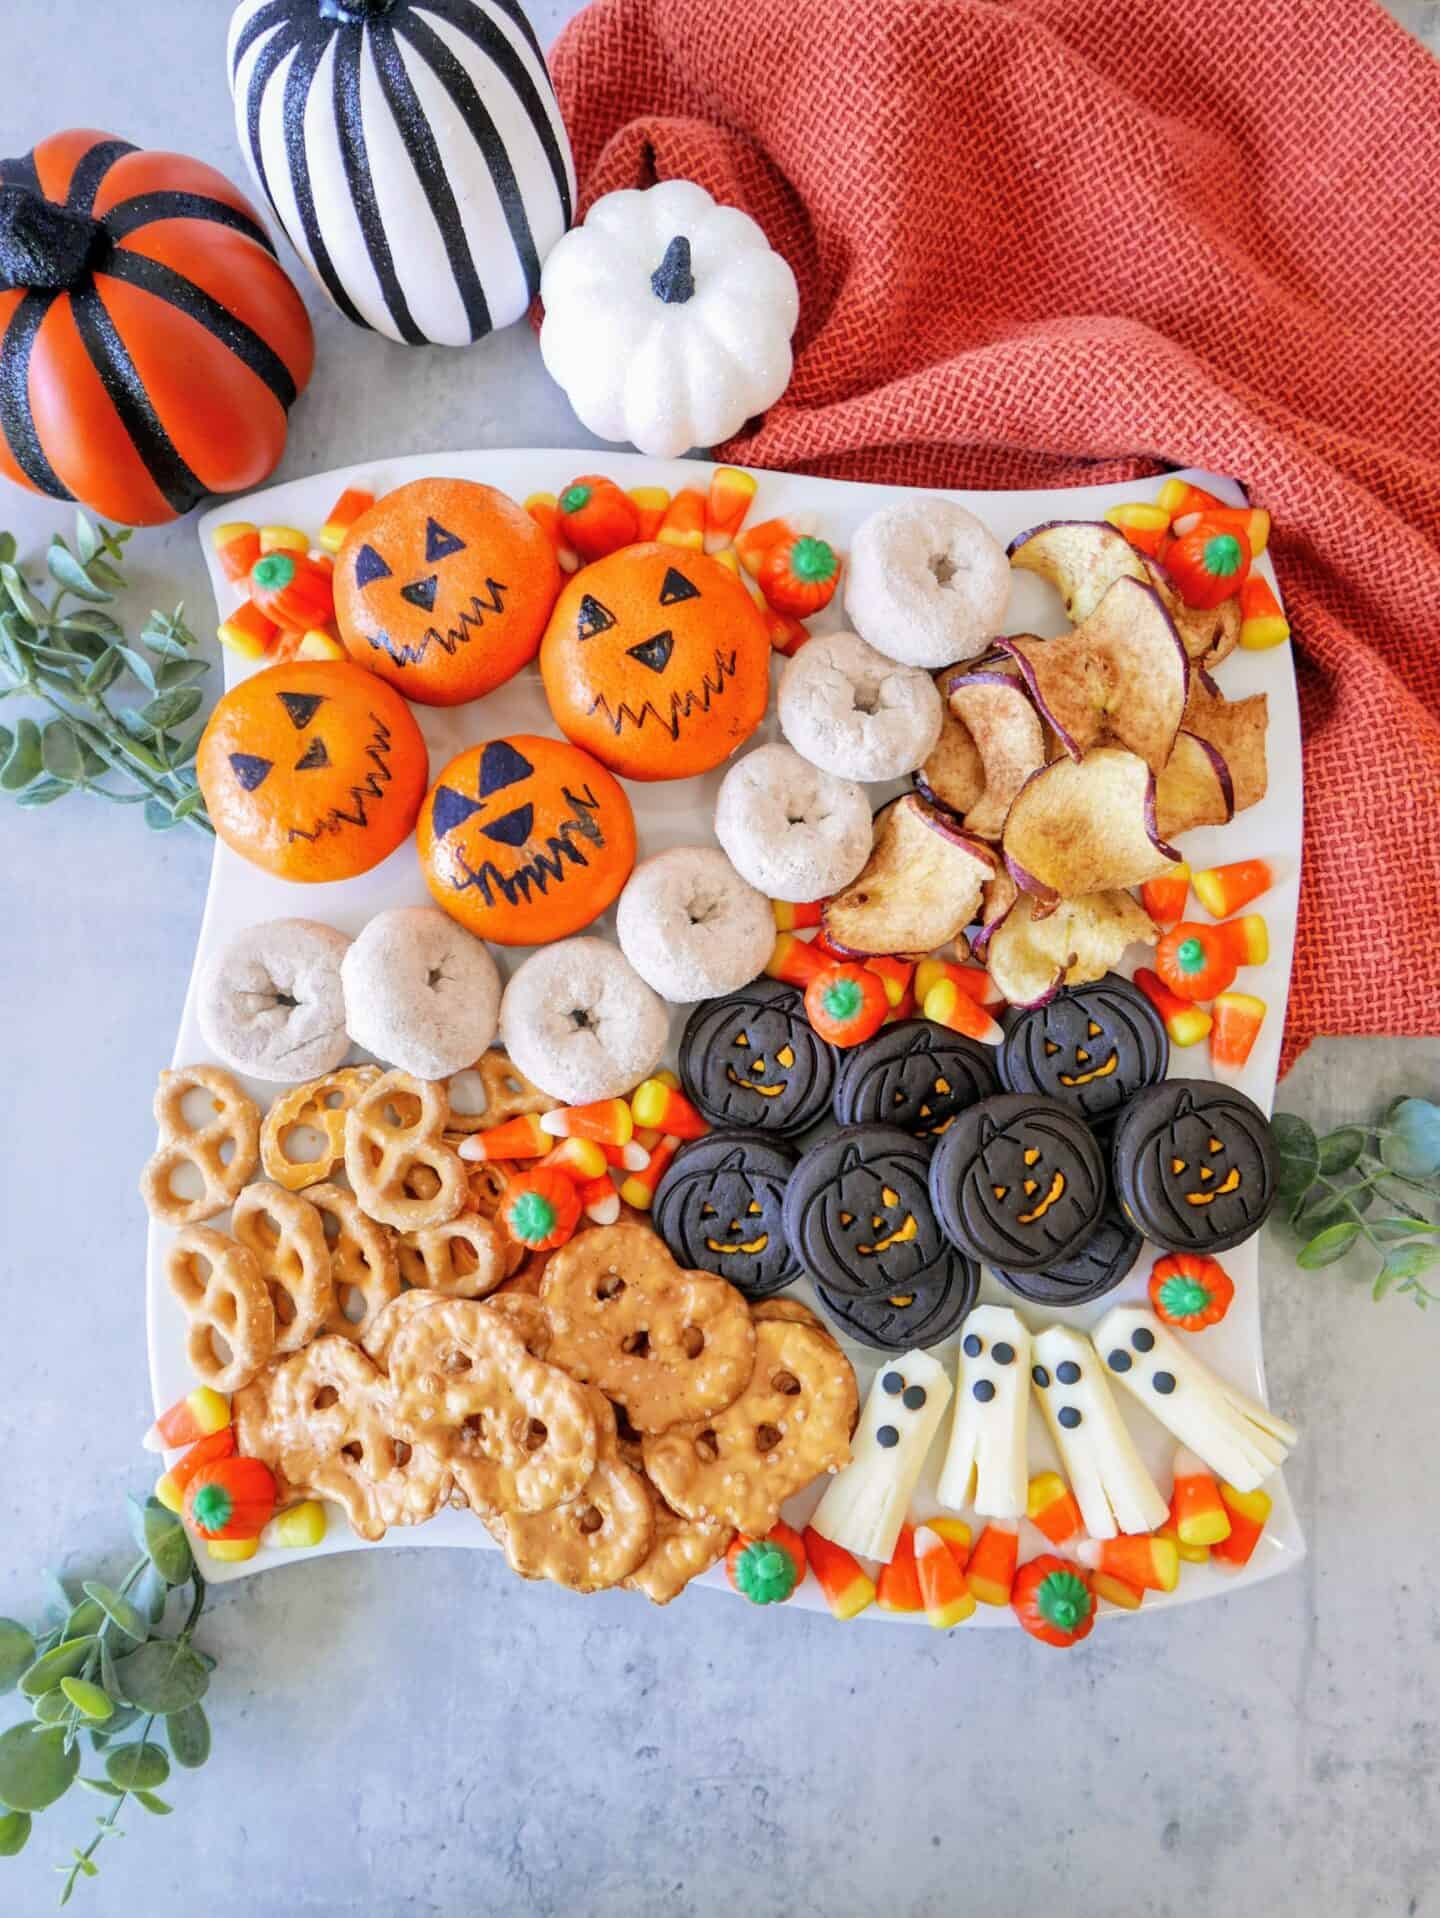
(0, 129, 314, 526)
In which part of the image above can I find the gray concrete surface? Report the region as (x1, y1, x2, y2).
(2, 3, 1438, 1914)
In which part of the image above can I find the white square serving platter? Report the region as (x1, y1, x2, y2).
(147, 451, 1304, 1623)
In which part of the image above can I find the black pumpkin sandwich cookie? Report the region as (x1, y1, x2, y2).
(1109, 1078, 1277, 1254)
(678, 978, 836, 1136)
(998, 973, 1168, 1124)
(652, 1130, 800, 1299)
(832, 1018, 1000, 1144)
(813, 1263, 979, 1353)
(783, 1123, 965, 1302)
(929, 1092, 1107, 1272)
(989, 1201, 1143, 1307)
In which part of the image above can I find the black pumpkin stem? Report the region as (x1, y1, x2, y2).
(0, 185, 102, 294)
(650, 234, 695, 304)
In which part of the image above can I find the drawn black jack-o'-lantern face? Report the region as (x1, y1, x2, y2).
(1113, 1080, 1278, 1255)
(653, 1132, 801, 1299)
(999, 975, 1168, 1123)
(679, 981, 836, 1137)
(930, 1093, 1107, 1273)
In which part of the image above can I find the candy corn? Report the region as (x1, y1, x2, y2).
(736, 515, 805, 578)
(218, 598, 279, 660)
(248, 549, 335, 632)
(1156, 478, 1226, 520)
(865, 954, 916, 1011)
(540, 1098, 634, 1147)
(704, 466, 757, 551)
(1238, 574, 1290, 651)
(925, 1516, 972, 1569)
(876, 1524, 924, 1613)
(619, 1135, 680, 1210)
(630, 1079, 709, 1140)
(318, 487, 375, 555)
(1211, 1482, 1271, 1567)
(457, 1114, 549, 1161)
(1087, 1569, 1143, 1610)
(914, 957, 1004, 1008)
(803, 1526, 875, 1620)
(1161, 1507, 1211, 1567)
(1026, 1471, 1084, 1551)
(580, 1172, 621, 1225)
(539, 1137, 608, 1181)
(914, 1524, 976, 1628)
(1172, 505, 1269, 556)
(1134, 966, 1213, 1047)
(657, 487, 706, 550)
(258, 523, 309, 556)
(766, 930, 829, 989)
(1141, 862, 1191, 931)
(1210, 991, 1267, 1070)
(601, 1139, 651, 1173)
(1213, 913, 1269, 968)
(524, 492, 580, 573)
(1171, 1447, 1232, 1549)
(271, 1499, 327, 1549)
(765, 611, 813, 656)
(146, 1387, 230, 1452)
(155, 1426, 236, 1513)
(1078, 1532, 1180, 1594)
(772, 898, 824, 931)
(212, 520, 261, 582)
(922, 977, 1003, 1045)
(1193, 860, 1273, 919)
(206, 1537, 259, 1563)
(558, 474, 640, 561)
(294, 627, 346, 661)
(1104, 501, 1171, 557)
(966, 1520, 1019, 1607)
(628, 486, 670, 543)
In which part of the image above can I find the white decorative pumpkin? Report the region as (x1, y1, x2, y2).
(539, 179, 800, 458)
(226, 0, 576, 347)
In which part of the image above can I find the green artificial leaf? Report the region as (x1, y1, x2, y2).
(1380, 1098, 1440, 1180)
(81, 1582, 147, 1646)
(1374, 1243, 1440, 1299)
(38, 718, 82, 780)
(165, 1703, 210, 1770)
(104, 1742, 169, 1792)
(0, 1618, 37, 1693)
(139, 688, 203, 732)
(59, 610, 123, 641)
(15, 777, 71, 808)
(60, 1679, 113, 1723)
(169, 785, 207, 821)
(0, 1723, 80, 1812)
(0, 1808, 31, 1856)
(1, 563, 47, 625)
(1296, 1221, 1362, 1269)
(19, 1637, 96, 1698)
(140, 607, 196, 657)
(77, 1777, 124, 1799)
(0, 531, 16, 567)
(138, 1498, 193, 1587)
(111, 1639, 208, 1716)
(48, 542, 113, 602)
(32, 1689, 70, 1725)
(97, 1703, 138, 1738)
(1294, 1183, 1373, 1236)
(62, 1599, 104, 1642)
(154, 657, 209, 691)
(82, 647, 125, 696)
(1317, 1126, 1367, 1176)
(115, 646, 156, 692)
(0, 722, 10, 760)
(144, 797, 181, 831)
(1271, 1112, 1320, 1204)
(0, 715, 42, 790)
(74, 513, 101, 566)
(135, 1791, 173, 1815)
(87, 556, 125, 592)
(1370, 1215, 1440, 1240)
(134, 1566, 168, 1627)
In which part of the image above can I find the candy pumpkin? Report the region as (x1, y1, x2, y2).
(0, 129, 312, 525)
(197, 659, 429, 882)
(417, 734, 636, 945)
(540, 543, 771, 781)
(333, 478, 560, 706)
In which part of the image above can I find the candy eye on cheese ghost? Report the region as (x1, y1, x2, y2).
(1030, 1325, 1169, 1540)
(937, 1304, 1032, 1519)
(1094, 1305, 1298, 1493)
(808, 1348, 952, 1565)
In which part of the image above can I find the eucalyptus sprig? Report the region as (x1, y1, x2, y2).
(0, 1495, 215, 1904)
(0, 514, 213, 835)
(1273, 1097, 1440, 1305)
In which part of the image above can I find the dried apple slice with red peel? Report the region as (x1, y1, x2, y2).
(914, 672, 985, 819)
(1154, 731, 1233, 840)
(1181, 672, 1268, 814)
(822, 792, 995, 960)
(1002, 747, 1179, 908)
(930, 669, 1046, 840)
(985, 889, 1158, 1008)
(973, 867, 1019, 957)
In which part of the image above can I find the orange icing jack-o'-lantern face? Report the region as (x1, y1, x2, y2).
(417, 734, 637, 947)
(333, 478, 560, 707)
(197, 660, 428, 882)
(539, 543, 771, 780)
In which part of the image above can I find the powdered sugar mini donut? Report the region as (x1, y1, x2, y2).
(778, 630, 942, 782)
(341, 907, 500, 1080)
(616, 847, 773, 1003)
(846, 497, 1010, 668)
(500, 938, 668, 1104)
(198, 919, 350, 1083)
(714, 743, 872, 901)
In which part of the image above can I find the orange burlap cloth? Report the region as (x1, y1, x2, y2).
(548, 0, 1440, 1071)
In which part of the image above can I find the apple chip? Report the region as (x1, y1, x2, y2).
(937, 669, 1046, 840)
(1001, 578, 1188, 774)
(1181, 672, 1268, 813)
(822, 792, 995, 959)
(974, 867, 1019, 954)
(1008, 520, 1149, 624)
(1002, 747, 1178, 906)
(1153, 731, 1233, 839)
(1150, 569, 1242, 671)
(986, 890, 1158, 1007)
(914, 672, 985, 819)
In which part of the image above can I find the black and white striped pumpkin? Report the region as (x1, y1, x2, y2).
(227, 0, 575, 347)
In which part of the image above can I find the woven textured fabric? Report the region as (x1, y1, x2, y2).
(547, 0, 1440, 1073)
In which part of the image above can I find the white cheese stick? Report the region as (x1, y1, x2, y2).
(937, 1305, 1031, 1518)
(1093, 1306, 1298, 1493)
(1031, 1325, 1169, 1540)
(809, 1348, 952, 1564)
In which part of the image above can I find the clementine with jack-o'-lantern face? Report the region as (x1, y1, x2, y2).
(333, 478, 560, 707)
(539, 543, 771, 780)
(197, 660, 428, 882)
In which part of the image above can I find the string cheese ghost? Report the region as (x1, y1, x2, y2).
(937, 1305, 1031, 1519)
(1031, 1325, 1169, 1540)
(1093, 1305, 1297, 1493)
(809, 1348, 952, 1564)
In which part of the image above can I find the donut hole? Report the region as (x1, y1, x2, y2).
(567, 1005, 596, 1032)
(621, 1329, 650, 1359)
(755, 1422, 782, 1455)
(695, 1429, 720, 1463)
(595, 1274, 626, 1302)
(313, 1386, 340, 1412)
(426, 966, 445, 991)
(524, 1419, 549, 1452)
(576, 1505, 605, 1536)
(270, 987, 298, 1010)
(771, 1369, 801, 1396)
(928, 551, 957, 588)
(680, 1325, 705, 1360)
(685, 888, 723, 928)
